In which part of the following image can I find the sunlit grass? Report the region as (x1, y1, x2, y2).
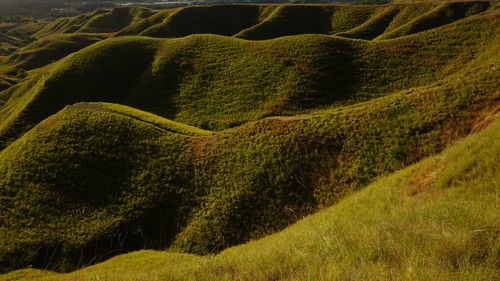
(0, 1, 498, 276)
(4, 111, 498, 281)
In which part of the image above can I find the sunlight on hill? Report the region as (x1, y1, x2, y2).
(0, 1, 498, 278)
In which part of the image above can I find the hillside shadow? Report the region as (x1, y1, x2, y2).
(287, 38, 361, 110)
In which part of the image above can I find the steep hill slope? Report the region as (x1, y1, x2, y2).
(376, 1, 492, 40)
(0, 32, 25, 56)
(1, 92, 498, 281)
(1, 8, 498, 149)
(0, 48, 497, 271)
(1, 33, 109, 74)
(138, 5, 265, 38)
(17, 2, 494, 42)
(31, 7, 154, 39)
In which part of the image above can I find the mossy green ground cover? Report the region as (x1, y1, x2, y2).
(2, 33, 109, 74)
(0, 1, 499, 277)
(1, 6, 498, 148)
(0, 45, 498, 271)
(6, 2, 491, 43)
(2, 93, 499, 281)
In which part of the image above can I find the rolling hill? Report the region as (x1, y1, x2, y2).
(2, 81, 499, 281)
(1, 4, 498, 149)
(0, 1, 499, 278)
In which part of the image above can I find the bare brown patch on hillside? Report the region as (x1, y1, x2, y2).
(175, 57, 200, 73)
(470, 94, 500, 133)
(189, 135, 219, 159)
(404, 161, 448, 197)
(36, 112, 60, 131)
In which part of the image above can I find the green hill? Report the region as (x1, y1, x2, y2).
(376, 1, 491, 40)
(1, 87, 498, 281)
(0, 0, 498, 277)
(0, 1, 488, 65)
(31, 7, 154, 39)
(1, 33, 108, 74)
(1, 7, 498, 149)
(0, 47, 497, 271)
(0, 32, 25, 56)
(138, 5, 264, 38)
(13, 2, 493, 43)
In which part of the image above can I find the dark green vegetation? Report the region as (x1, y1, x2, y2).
(1, 2, 497, 147)
(0, 1, 499, 277)
(3, 33, 108, 73)
(2, 102, 499, 281)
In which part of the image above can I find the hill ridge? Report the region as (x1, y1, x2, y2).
(1, 8, 498, 150)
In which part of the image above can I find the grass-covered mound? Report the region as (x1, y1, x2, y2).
(234, 5, 339, 40)
(1, 8, 498, 149)
(0, 45, 497, 271)
(334, 6, 402, 40)
(0, 102, 203, 272)
(375, 1, 492, 40)
(2, 97, 498, 281)
(130, 1, 492, 40)
(0, 32, 25, 56)
(1, 33, 108, 74)
(31, 10, 112, 39)
(138, 5, 265, 38)
(1, 19, 51, 42)
(77, 7, 156, 34)
(31, 7, 154, 39)
(17, 2, 492, 43)
(114, 9, 176, 36)
(112, 2, 491, 41)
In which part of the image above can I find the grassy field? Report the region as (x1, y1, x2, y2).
(0, 2, 492, 56)
(0, 47, 497, 271)
(2, 33, 109, 73)
(0, 0, 498, 277)
(1, 5, 498, 149)
(1, 98, 498, 281)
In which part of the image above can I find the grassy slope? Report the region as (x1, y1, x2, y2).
(0, 32, 24, 56)
(77, 7, 156, 34)
(31, 7, 153, 39)
(336, 6, 401, 40)
(0, 2, 486, 67)
(376, 1, 491, 40)
(20, 2, 492, 42)
(32, 10, 110, 39)
(0, 43, 497, 271)
(1, 33, 109, 74)
(1, 9, 498, 150)
(3, 19, 51, 41)
(0, 1, 498, 274)
(139, 5, 264, 38)
(234, 5, 339, 40)
(114, 9, 176, 36)
(2, 100, 498, 281)
(0, 102, 203, 272)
